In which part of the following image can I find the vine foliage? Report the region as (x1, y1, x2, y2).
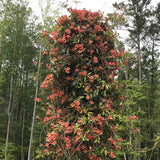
(38, 8, 126, 159)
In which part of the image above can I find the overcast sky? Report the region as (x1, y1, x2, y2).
(28, 0, 159, 18)
(28, 0, 159, 50)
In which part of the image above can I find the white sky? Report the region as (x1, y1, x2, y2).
(28, 0, 124, 19)
(28, 0, 159, 50)
(28, 0, 159, 18)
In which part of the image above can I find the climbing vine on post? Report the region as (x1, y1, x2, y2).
(38, 8, 126, 159)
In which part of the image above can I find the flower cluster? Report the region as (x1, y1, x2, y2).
(39, 8, 126, 159)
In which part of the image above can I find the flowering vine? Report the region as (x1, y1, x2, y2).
(38, 8, 128, 159)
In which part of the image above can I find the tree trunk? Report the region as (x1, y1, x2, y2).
(28, 47, 42, 160)
(138, 49, 142, 83)
(123, 150, 127, 160)
(125, 66, 128, 80)
(147, 92, 151, 138)
(21, 111, 25, 160)
(5, 74, 13, 160)
(137, 36, 141, 160)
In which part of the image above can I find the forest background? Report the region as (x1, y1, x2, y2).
(0, 0, 160, 159)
